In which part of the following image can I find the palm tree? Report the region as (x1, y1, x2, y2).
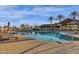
(70, 11, 79, 19)
(48, 16, 54, 30)
(7, 22, 10, 31)
(20, 24, 25, 31)
(21, 24, 25, 27)
(0, 26, 1, 32)
(70, 11, 79, 41)
(57, 15, 64, 30)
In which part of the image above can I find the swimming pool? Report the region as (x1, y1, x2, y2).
(18, 31, 79, 41)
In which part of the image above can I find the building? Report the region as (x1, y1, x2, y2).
(37, 24, 60, 31)
(38, 18, 79, 31)
(61, 18, 79, 30)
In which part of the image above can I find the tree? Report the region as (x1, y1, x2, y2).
(57, 15, 64, 30)
(20, 24, 25, 27)
(70, 11, 79, 19)
(20, 24, 25, 31)
(20, 24, 30, 31)
(0, 26, 2, 32)
(7, 22, 10, 31)
(48, 16, 54, 29)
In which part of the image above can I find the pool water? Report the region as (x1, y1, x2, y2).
(18, 31, 79, 41)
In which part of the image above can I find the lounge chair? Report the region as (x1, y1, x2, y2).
(0, 33, 18, 42)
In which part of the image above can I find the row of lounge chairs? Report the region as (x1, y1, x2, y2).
(0, 32, 34, 43)
(0, 32, 18, 42)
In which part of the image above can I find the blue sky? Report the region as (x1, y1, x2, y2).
(0, 5, 79, 26)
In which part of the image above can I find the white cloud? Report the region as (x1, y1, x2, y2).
(32, 7, 64, 12)
(0, 5, 16, 11)
(12, 7, 65, 17)
(8, 10, 52, 18)
(0, 6, 67, 26)
(0, 6, 65, 20)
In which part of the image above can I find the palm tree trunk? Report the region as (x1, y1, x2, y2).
(50, 21, 52, 40)
(59, 19, 62, 30)
(73, 16, 75, 19)
(59, 25, 61, 30)
(50, 21, 52, 29)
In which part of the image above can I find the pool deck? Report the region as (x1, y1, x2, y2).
(60, 32, 79, 38)
(0, 39, 79, 54)
(72, 34, 79, 38)
(0, 32, 79, 54)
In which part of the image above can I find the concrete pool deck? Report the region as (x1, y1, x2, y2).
(60, 32, 79, 38)
(0, 39, 79, 54)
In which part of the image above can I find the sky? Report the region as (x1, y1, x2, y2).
(0, 5, 79, 26)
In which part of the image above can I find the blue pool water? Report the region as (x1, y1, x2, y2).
(18, 31, 79, 41)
